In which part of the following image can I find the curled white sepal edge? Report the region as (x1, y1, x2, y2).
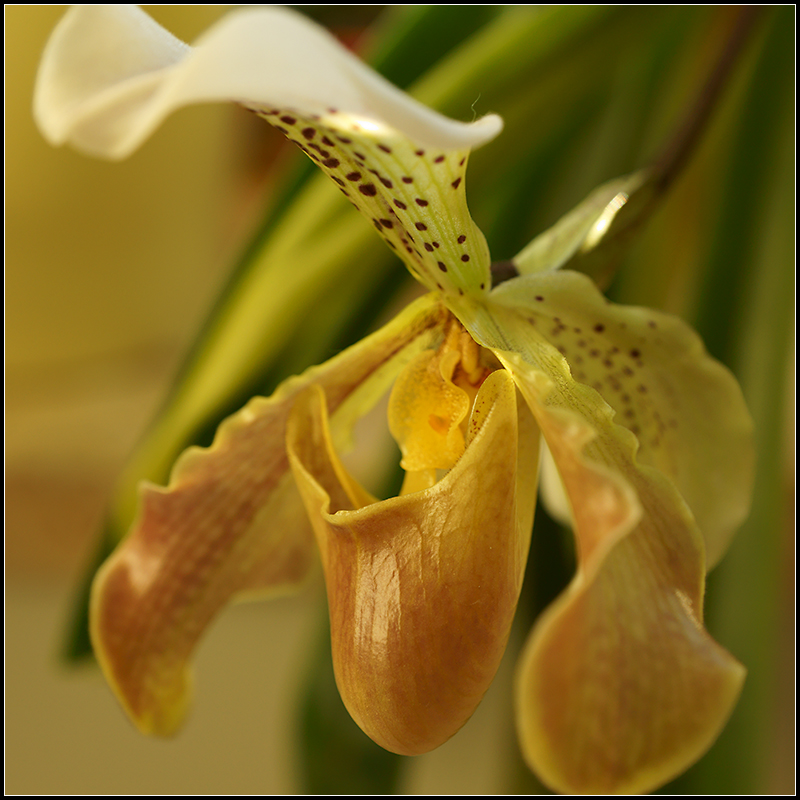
(34, 4, 503, 159)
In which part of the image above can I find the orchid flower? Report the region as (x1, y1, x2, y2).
(36, 6, 755, 794)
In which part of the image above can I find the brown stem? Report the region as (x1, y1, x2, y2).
(650, 6, 764, 194)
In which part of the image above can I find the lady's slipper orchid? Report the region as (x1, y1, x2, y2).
(36, 6, 755, 794)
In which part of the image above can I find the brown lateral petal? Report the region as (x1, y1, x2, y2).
(90, 295, 446, 735)
(287, 370, 539, 755)
(92, 468, 312, 736)
(500, 354, 745, 794)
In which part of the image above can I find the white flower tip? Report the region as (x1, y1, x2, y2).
(33, 5, 189, 157)
(451, 112, 504, 149)
(33, 4, 503, 160)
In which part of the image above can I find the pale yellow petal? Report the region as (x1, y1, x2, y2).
(488, 271, 754, 567)
(286, 370, 539, 755)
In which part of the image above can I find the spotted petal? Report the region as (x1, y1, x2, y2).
(90, 295, 446, 736)
(485, 271, 754, 568)
(458, 289, 747, 793)
(34, 4, 501, 298)
(286, 369, 540, 755)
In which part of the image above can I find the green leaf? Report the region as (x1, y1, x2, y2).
(513, 169, 649, 278)
(661, 7, 795, 793)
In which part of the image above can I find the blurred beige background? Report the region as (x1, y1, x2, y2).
(6, 6, 515, 793)
(6, 5, 311, 794)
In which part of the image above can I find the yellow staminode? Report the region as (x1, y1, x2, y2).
(389, 319, 494, 495)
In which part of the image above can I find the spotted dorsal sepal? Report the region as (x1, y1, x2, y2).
(33, 4, 497, 299)
(256, 107, 492, 300)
